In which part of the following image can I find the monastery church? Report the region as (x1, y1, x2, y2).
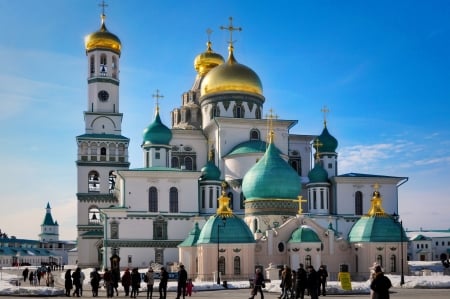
(76, 11, 408, 281)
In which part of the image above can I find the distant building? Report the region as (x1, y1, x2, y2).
(0, 203, 75, 267)
(407, 230, 450, 262)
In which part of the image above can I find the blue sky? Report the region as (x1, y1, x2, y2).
(0, 0, 449, 240)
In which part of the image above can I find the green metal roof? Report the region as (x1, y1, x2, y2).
(178, 223, 201, 247)
(288, 226, 321, 243)
(225, 140, 268, 157)
(348, 216, 407, 242)
(197, 215, 255, 244)
(317, 125, 338, 153)
(200, 160, 221, 181)
(308, 161, 328, 183)
(77, 133, 129, 140)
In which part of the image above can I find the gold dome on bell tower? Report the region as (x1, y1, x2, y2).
(85, 13, 121, 55)
(194, 30, 225, 76)
(200, 18, 263, 99)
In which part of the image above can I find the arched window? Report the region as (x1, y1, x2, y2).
(90, 56, 95, 75)
(109, 171, 116, 193)
(149, 187, 158, 212)
(253, 218, 258, 232)
(234, 256, 241, 275)
(234, 105, 244, 118)
(250, 129, 260, 140)
(153, 217, 167, 240)
(185, 157, 193, 170)
(171, 157, 179, 168)
(88, 207, 100, 224)
(313, 191, 317, 209)
(227, 192, 234, 210)
(201, 188, 206, 209)
(100, 54, 107, 76)
(240, 192, 245, 209)
(255, 107, 261, 119)
(355, 191, 363, 215)
(112, 56, 117, 79)
(376, 255, 383, 268)
(219, 256, 226, 275)
(305, 255, 312, 267)
(209, 187, 213, 208)
(390, 255, 397, 273)
(88, 171, 100, 192)
(169, 187, 178, 213)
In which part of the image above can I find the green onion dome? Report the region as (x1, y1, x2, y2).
(288, 226, 321, 243)
(142, 110, 172, 145)
(197, 215, 255, 244)
(308, 160, 328, 183)
(200, 160, 221, 181)
(242, 142, 301, 200)
(317, 125, 338, 153)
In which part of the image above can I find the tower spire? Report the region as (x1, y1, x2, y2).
(99, 0, 108, 24)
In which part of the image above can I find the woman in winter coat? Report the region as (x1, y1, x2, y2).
(145, 267, 155, 299)
(121, 268, 132, 297)
(64, 269, 73, 297)
(370, 266, 392, 299)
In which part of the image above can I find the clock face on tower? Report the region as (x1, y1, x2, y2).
(98, 90, 109, 102)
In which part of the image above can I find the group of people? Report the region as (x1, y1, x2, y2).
(22, 267, 55, 287)
(64, 267, 85, 297)
(277, 264, 328, 299)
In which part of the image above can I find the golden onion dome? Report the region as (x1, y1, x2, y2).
(85, 14, 121, 55)
(200, 44, 263, 97)
(194, 41, 225, 76)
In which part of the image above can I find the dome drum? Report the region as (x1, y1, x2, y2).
(200, 92, 265, 107)
(245, 199, 297, 216)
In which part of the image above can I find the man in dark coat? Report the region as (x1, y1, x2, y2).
(176, 264, 188, 299)
(159, 267, 168, 299)
(317, 265, 328, 296)
(306, 266, 319, 299)
(370, 266, 392, 299)
(295, 264, 307, 299)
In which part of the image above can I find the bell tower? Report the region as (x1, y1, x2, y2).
(75, 6, 130, 268)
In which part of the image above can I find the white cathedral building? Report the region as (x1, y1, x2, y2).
(76, 12, 409, 281)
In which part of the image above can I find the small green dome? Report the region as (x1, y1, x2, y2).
(242, 142, 301, 200)
(178, 223, 201, 247)
(308, 161, 328, 183)
(348, 216, 407, 242)
(317, 125, 338, 153)
(288, 226, 321, 243)
(142, 111, 172, 145)
(200, 160, 221, 181)
(197, 215, 255, 244)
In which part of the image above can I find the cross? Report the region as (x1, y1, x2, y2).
(293, 196, 308, 214)
(98, 0, 108, 15)
(152, 89, 164, 112)
(265, 108, 278, 144)
(206, 28, 213, 42)
(220, 17, 242, 46)
(321, 105, 330, 126)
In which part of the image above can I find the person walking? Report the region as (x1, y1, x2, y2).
(158, 267, 168, 299)
(22, 267, 29, 283)
(185, 279, 194, 297)
(79, 268, 85, 296)
(130, 268, 141, 298)
(103, 268, 114, 298)
(90, 268, 100, 297)
(121, 268, 131, 297)
(64, 269, 73, 297)
(295, 264, 307, 299)
(306, 266, 319, 299)
(176, 264, 188, 299)
(249, 268, 265, 299)
(317, 265, 328, 296)
(145, 267, 155, 299)
(279, 265, 292, 299)
(46, 269, 55, 287)
(71, 267, 82, 297)
(370, 265, 392, 299)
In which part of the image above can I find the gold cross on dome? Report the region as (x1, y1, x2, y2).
(152, 89, 164, 112)
(220, 17, 242, 46)
(293, 196, 308, 214)
(99, 0, 108, 15)
(321, 105, 330, 126)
